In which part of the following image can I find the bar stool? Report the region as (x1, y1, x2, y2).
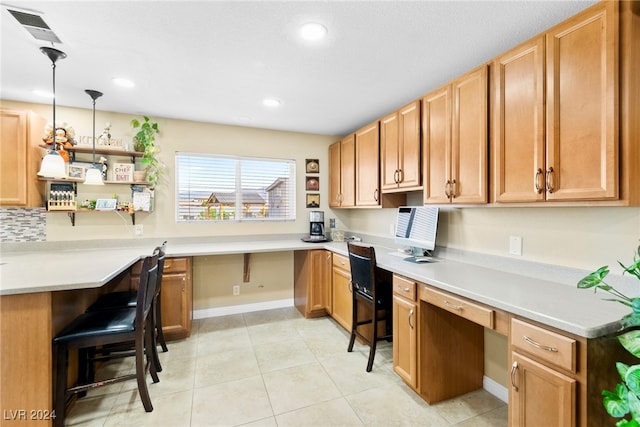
(347, 242, 393, 372)
(86, 242, 167, 372)
(52, 253, 160, 427)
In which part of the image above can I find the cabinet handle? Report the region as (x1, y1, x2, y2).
(523, 335, 558, 352)
(348, 280, 353, 293)
(445, 180, 452, 198)
(165, 263, 172, 269)
(408, 309, 414, 329)
(398, 169, 403, 184)
(451, 179, 457, 198)
(394, 170, 399, 184)
(545, 167, 555, 194)
(374, 189, 379, 202)
(534, 168, 544, 194)
(511, 361, 519, 391)
(443, 300, 463, 311)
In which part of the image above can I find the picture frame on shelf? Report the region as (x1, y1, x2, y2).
(112, 163, 134, 182)
(306, 194, 320, 208)
(67, 164, 85, 180)
(305, 159, 319, 174)
(306, 176, 319, 191)
(95, 198, 118, 211)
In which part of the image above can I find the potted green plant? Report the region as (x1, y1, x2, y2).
(131, 116, 162, 188)
(578, 244, 640, 426)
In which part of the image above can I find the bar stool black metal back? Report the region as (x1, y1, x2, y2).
(52, 252, 160, 427)
(346, 242, 393, 372)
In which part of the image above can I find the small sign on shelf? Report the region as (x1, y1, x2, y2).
(112, 163, 134, 182)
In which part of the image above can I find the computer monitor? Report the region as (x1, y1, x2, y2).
(394, 206, 439, 254)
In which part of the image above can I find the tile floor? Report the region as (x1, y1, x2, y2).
(66, 307, 508, 426)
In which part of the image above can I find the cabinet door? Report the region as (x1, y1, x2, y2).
(331, 265, 352, 331)
(510, 352, 576, 427)
(392, 294, 418, 390)
(160, 272, 191, 340)
(380, 111, 400, 191)
(422, 86, 451, 204)
(308, 250, 331, 315)
(355, 121, 380, 206)
(340, 134, 355, 207)
(398, 100, 421, 189)
(1, 110, 45, 207)
(329, 141, 342, 207)
(451, 65, 488, 204)
(493, 37, 546, 203)
(545, 1, 618, 201)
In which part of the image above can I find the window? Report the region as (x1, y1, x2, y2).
(176, 152, 296, 222)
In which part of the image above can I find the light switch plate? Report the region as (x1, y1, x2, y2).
(509, 236, 522, 256)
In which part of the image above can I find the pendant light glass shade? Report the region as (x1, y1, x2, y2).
(37, 151, 66, 178)
(37, 47, 67, 178)
(84, 167, 104, 185)
(84, 89, 104, 185)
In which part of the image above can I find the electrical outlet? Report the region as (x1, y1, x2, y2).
(509, 236, 523, 256)
(329, 218, 336, 228)
(233, 285, 240, 296)
(134, 224, 143, 236)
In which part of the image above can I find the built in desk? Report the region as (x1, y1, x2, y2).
(0, 237, 632, 426)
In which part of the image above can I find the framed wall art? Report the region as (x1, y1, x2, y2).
(306, 176, 319, 191)
(305, 159, 319, 174)
(306, 194, 320, 208)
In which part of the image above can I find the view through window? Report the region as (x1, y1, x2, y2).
(176, 152, 296, 222)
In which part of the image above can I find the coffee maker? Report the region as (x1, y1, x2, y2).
(302, 211, 326, 242)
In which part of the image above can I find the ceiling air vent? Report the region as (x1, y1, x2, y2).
(7, 8, 61, 43)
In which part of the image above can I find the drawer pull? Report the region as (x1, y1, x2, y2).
(409, 309, 414, 329)
(443, 300, 463, 311)
(511, 361, 519, 391)
(165, 263, 171, 269)
(523, 335, 558, 353)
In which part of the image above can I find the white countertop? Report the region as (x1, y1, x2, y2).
(0, 237, 629, 338)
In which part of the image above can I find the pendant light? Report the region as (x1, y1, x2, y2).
(37, 47, 67, 178)
(84, 89, 104, 185)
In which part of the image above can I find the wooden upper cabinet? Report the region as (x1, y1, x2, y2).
(329, 135, 355, 208)
(545, 0, 618, 201)
(423, 65, 488, 205)
(493, 1, 619, 203)
(355, 121, 381, 206)
(0, 109, 46, 207)
(381, 100, 421, 192)
(492, 37, 546, 203)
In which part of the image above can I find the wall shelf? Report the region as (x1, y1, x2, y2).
(45, 209, 141, 226)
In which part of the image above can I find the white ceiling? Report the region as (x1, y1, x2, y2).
(1, 0, 598, 137)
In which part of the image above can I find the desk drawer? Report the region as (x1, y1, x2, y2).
(393, 275, 416, 301)
(332, 253, 350, 270)
(420, 286, 494, 329)
(132, 257, 189, 274)
(511, 318, 576, 372)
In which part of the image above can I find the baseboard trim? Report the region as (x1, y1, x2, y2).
(483, 375, 508, 403)
(193, 298, 294, 319)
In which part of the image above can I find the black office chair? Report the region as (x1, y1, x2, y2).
(52, 252, 160, 427)
(346, 242, 393, 372)
(86, 241, 168, 372)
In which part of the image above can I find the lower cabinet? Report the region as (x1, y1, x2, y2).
(160, 257, 192, 340)
(330, 253, 352, 330)
(293, 250, 331, 318)
(392, 274, 419, 391)
(132, 256, 192, 340)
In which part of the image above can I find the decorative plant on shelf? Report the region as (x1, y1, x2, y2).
(131, 116, 162, 188)
(578, 244, 640, 426)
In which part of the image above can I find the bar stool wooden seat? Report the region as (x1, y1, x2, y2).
(346, 242, 393, 372)
(52, 252, 160, 427)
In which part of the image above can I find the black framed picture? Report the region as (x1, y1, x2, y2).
(306, 176, 319, 191)
(305, 159, 319, 174)
(306, 194, 320, 208)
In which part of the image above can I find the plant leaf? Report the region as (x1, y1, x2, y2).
(620, 333, 640, 358)
(619, 363, 631, 380)
(577, 266, 610, 289)
(621, 313, 640, 329)
(604, 386, 630, 418)
(627, 366, 640, 396)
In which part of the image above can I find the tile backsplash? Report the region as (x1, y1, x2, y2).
(0, 208, 46, 242)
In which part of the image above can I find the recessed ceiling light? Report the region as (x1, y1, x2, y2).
(112, 77, 135, 88)
(263, 98, 282, 108)
(33, 89, 53, 98)
(299, 22, 327, 41)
